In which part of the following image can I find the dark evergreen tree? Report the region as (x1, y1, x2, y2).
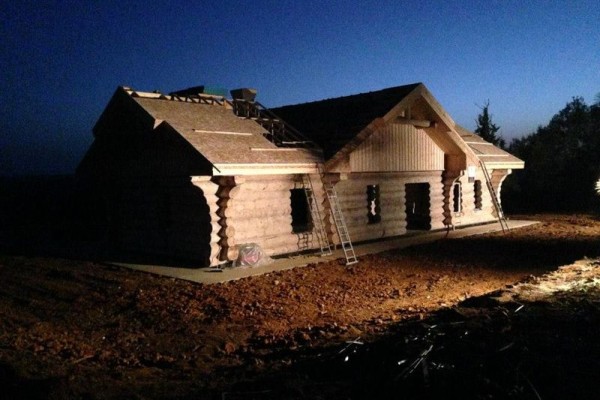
(475, 101, 505, 149)
(505, 96, 600, 213)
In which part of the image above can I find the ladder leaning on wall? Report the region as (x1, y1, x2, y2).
(479, 160, 510, 233)
(316, 166, 358, 265)
(301, 174, 332, 256)
(323, 180, 358, 265)
(301, 172, 358, 265)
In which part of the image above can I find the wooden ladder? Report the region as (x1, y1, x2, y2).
(301, 174, 332, 256)
(480, 160, 510, 233)
(317, 168, 358, 266)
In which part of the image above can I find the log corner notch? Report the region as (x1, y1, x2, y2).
(214, 176, 245, 262)
(190, 176, 223, 267)
(442, 170, 462, 227)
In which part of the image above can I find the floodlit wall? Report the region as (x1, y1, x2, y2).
(216, 174, 327, 261)
(326, 172, 446, 244)
(443, 168, 511, 227)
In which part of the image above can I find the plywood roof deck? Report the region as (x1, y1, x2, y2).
(123, 88, 323, 171)
(455, 125, 524, 168)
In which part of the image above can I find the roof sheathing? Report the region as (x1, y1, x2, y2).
(128, 89, 322, 170)
(455, 125, 524, 169)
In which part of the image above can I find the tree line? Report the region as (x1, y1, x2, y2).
(475, 96, 600, 213)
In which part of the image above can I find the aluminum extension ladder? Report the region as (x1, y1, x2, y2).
(301, 175, 332, 256)
(479, 160, 510, 233)
(322, 180, 358, 266)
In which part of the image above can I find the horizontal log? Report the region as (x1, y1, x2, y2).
(251, 236, 301, 251)
(237, 181, 294, 192)
(345, 221, 407, 235)
(337, 194, 369, 205)
(234, 225, 295, 241)
(220, 190, 292, 205)
(395, 117, 432, 128)
(234, 212, 294, 223)
(341, 215, 370, 226)
(377, 218, 409, 226)
(339, 205, 371, 215)
(218, 203, 292, 218)
(243, 190, 294, 202)
(231, 216, 293, 235)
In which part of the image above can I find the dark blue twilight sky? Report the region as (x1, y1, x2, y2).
(1, 0, 599, 176)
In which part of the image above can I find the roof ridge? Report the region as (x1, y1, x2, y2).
(126, 87, 232, 109)
(274, 82, 422, 109)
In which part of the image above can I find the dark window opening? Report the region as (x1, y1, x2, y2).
(367, 185, 381, 224)
(290, 188, 312, 233)
(452, 182, 462, 213)
(474, 180, 483, 210)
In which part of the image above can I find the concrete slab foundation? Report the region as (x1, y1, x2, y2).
(112, 220, 538, 284)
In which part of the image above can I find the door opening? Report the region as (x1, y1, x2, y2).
(405, 183, 431, 230)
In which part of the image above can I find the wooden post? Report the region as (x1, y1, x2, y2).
(442, 170, 461, 227)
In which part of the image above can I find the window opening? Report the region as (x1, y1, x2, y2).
(367, 185, 381, 224)
(453, 181, 462, 213)
(474, 180, 483, 210)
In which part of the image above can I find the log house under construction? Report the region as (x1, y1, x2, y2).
(77, 83, 524, 267)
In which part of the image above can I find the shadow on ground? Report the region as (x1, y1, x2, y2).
(210, 281, 600, 400)
(0, 176, 206, 268)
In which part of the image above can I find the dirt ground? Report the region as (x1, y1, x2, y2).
(1, 214, 600, 399)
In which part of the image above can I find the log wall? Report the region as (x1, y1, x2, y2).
(442, 168, 512, 227)
(110, 168, 512, 266)
(327, 172, 446, 244)
(116, 176, 219, 266)
(217, 174, 328, 260)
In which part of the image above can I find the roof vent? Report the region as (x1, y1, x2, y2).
(230, 88, 257, 102)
